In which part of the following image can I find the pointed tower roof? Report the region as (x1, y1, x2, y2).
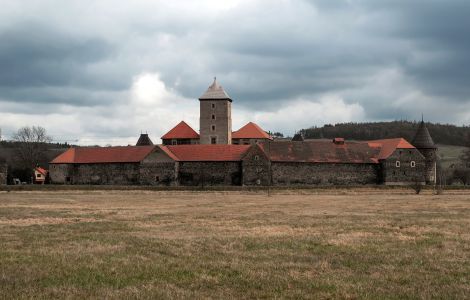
(161, 121, 200, 140)
(136, 133, 154, 146)
(291, 132, 304, 142)
(199, 77, 232, 101)
(232, 122, 272, 139)
(412, 120, 436, 149)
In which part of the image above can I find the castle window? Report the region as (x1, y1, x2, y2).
(155, 176, 160, 182)
(211, 137, 217, 144)
(411, 161, 416, 168)
(211, 125, 216, 131)
(211, 114, 216, 120)
(396, 161, 400, 168)
(211, 103, 216, 109)
(254, 155, 259, 161)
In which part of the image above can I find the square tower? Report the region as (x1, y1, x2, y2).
(199, 78, 232, 144)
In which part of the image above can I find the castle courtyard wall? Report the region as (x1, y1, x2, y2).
(270, 162, 379, 186)
(0, 163, 7, 185)
(178, 161, 241, 186)
(139, 150, 178, 186)
(50, 163, 140, 185)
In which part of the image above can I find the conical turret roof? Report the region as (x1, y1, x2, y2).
(199, 77, 232, 101)
(292, 132, 304, 142)
(136, 133, 154, 146)
(412, 121, 436, 149)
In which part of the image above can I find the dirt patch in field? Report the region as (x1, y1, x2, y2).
(0, 217, 100, 226)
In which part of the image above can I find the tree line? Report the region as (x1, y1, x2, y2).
(300, 121, 470, 146)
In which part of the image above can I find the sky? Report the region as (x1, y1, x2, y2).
(0, 0, 469, 145)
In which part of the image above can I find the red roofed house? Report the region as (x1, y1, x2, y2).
(34, 167, 48, 184)
(232, 122, 273, 145)
(161, 121, 200, 145)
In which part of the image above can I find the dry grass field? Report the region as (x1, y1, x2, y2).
(0, 189, 469, 299)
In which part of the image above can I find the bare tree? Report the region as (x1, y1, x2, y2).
(12, 126, 52, 171)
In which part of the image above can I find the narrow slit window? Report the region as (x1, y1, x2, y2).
(411, 161, 416, 168)
(396, 161, 400, 168)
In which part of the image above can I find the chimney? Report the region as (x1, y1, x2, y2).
(333, 137, 345, 145)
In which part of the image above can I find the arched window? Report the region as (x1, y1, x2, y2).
(411, 161, 416, 168)
(396, 161, 400, 168)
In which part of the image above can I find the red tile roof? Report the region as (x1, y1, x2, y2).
(259, 140, 381, 164)
(161, 121, 199, 140)
(50, 146, 155, 164)
(232, 122, 272, 139)
(367, 138, 415, 160)
(166, 144, 251, 161)
(35, 167, 48, 175)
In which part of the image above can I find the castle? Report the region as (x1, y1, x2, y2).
(49, 79, 438, 186)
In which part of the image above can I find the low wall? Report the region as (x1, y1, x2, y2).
(271, 162, 378, 186)
(178, 162, 242, 186)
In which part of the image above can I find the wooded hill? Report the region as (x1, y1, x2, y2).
(301, 121, 470, 147)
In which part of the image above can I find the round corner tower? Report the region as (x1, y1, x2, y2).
(199, 78, 232, 144)
(412, 120, 437, 185)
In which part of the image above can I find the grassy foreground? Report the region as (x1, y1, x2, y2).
(0, 189, 469, 299)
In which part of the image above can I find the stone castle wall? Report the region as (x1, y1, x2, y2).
(381, 148, 426, 185)
(418, 148, 437, 184)
(0, 163, 7, 185)
(139, 149, 178, 186)
(50, 163, 140, 185)
(48, 146, 428, 186)
(178, 161, 241, 186)
(270, 162, 379, 186)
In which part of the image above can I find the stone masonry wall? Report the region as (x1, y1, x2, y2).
(242, 145, 271, 185)
(418, 148, 437, 185)
(0, 163, 7, 185)
(271, 162, 379, 186)
(49, 164, 73, 184)
(178, 161, 241, 186)
(382, 148, 426, 185)
(139, 149, 178, 186)
(71, 163, 140, 185)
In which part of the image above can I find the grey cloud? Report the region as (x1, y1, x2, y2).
(1, 0, 470, 134)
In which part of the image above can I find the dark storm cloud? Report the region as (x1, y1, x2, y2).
(0, 0, 469, 130)
(0, 22, 131, 106)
